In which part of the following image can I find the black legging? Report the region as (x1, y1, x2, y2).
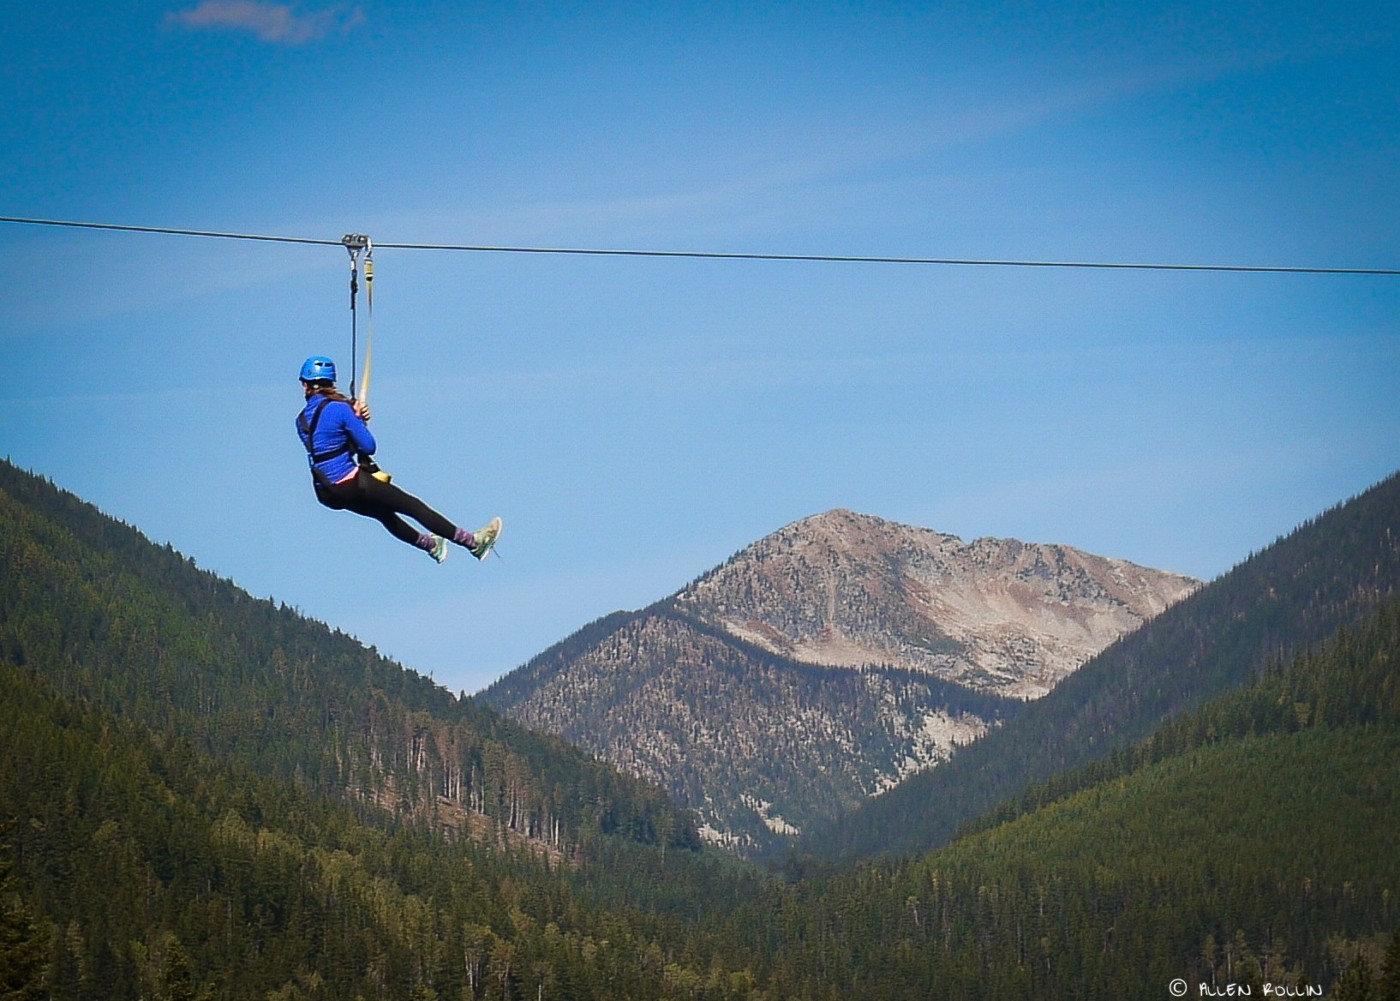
(316, 469, 459, 546)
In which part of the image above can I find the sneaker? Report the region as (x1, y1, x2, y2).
(427, 535, 449, 564)
(470, 517, 502, 560)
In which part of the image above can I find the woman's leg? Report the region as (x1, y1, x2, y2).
(356, 505, 423, 546)
(350, 473, 459, 538)
(325, 471, 481, 553)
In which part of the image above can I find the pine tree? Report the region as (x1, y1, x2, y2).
(1334, 955, 1375, 1001)
(1378, 929, 1400, 1001)
(0, 848, 44, 1001)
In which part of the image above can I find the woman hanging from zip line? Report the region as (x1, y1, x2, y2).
(296, 355, 501, 563)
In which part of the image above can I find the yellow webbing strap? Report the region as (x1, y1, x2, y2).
(360, 246, 374, 403)
(359, 242, 391, 483)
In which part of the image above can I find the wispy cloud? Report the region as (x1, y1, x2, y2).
(168, 1, 363, 45)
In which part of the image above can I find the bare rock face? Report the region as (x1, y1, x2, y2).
(485, 509, 1199, 855)
(677, 509, 1198, 699)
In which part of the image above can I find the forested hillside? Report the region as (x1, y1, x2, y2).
(0, 459, 694, 856)
(487, 605, 1018, 854)
(6, 586, 1396, 999)
(0, 658, 778, 1001)
(0, 460, 774, 1000)
(717, 591, 1400, 999)
(804, 471, 1400, 861)
(4, 458, 1399, 1000)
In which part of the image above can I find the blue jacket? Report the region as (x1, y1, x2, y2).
(296, 396, 376, 485)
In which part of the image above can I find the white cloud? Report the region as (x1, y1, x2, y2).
(168, 1, 363, 45)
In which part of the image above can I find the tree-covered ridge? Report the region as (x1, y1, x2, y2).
(805, 470, 1400, 860)
(0, 459, 696, 856)
(753, 729, 1400, 999)
(962, 591, 1400, 838)
(0, 660, 773, 1001)
(722, 591, 1400, 999)
(6, 576, 1398, 1000)
(5, 456, 1400, 1000)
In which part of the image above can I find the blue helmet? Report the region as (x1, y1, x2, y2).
(299, 356, 337, 383)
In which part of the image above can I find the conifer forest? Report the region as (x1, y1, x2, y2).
(2, 458, 1399, 1000)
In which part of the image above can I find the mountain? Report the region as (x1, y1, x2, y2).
(0, 458, 773, 1000)
(734, 590, 1400, 998)
(4, 456, 1399, 1000)
(482, 509, 1197, 855)
(803, 470, 1400, 861)
(675, 509, 1196, 699)
(0, 458, 697, 861)
(0, 641, 781, 1001)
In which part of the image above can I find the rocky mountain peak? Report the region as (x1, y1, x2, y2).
(676, 509, 1199, 699)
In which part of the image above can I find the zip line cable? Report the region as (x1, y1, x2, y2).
(2, 214, 1398, 276)
(0, 216, 340, 247)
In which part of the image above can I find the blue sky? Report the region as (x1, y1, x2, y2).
(2, 1, 1397, 695)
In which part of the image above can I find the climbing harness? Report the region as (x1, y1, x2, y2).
(340, 233, 392, 483)
(297, 395, 351, 505)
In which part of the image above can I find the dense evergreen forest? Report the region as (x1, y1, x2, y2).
(729, 593, 1400, 999)
(0, 459, 696, 855)
(2, 459, 1399, 999)
(0, 656, 777, 1000)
